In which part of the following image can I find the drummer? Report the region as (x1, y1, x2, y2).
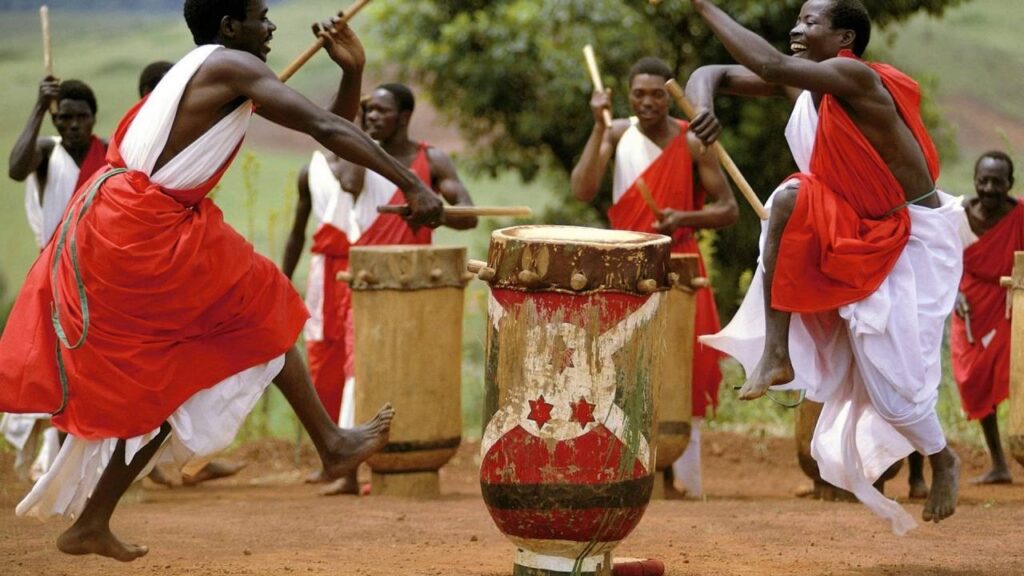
(569, 56, 738, 497)
(282, 80, 477, 495)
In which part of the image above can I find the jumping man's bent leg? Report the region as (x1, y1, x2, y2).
(739, 185, 798, 400)
(273, 346, 393, 480)
(56, 423, 171, 561)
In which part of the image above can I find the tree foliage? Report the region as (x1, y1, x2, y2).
(375, 0, 967, 317)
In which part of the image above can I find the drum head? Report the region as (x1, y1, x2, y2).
(495, 225, 665, 248)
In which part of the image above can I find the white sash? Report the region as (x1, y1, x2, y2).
(612, 117, 661, 204)
(24, 137, 78, 248)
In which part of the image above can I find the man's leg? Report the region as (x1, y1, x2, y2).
(923, 445, 960, 522)
(56, 423, 171, 561)
(738, 185, 798, 400)
(974, 411, 1012, 484)
(273, 346, 392, 480)
(907, 452, 929, 499)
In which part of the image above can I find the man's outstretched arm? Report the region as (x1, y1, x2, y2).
(689, 0, 874, 99)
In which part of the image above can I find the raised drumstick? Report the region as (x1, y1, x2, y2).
(40, 5, 57, 114)
(582, 44, 614, 128)
(665, 79, 769, 220)
(378, 205, 534, 218)
(277, 0, 373, 83)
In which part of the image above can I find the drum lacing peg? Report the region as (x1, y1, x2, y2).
(467, 259, 496, 282)
(668, 272, 693, 293)
(636, 278, 658, 294)
(356, 270, 378, 285)
(430, 267, 444, 282)
(691, 276, 709, 289)
(336, 271, 353, 283)
(570, 272, 588, 292)
(518, 270, 542, 287)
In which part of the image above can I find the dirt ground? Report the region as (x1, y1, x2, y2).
(1, 430, 1023, 576)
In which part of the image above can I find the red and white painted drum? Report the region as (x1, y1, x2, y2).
(475, 226, 671, 576)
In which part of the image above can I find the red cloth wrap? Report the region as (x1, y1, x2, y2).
(607, 122, 722, 417)
(74, 136, 107, 191)
(772, 51, 941, 313)
(306, 144, 433, 422)
(0, 98, 309, 440)
(951, 201, 1024, 419)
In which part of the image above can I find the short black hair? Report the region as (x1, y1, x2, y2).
(976, 150, 1015, 183)
(184, 0, 248, 45)
(138, 61, 174, 97)
(58, 79, 97, 115)
(826, 0, 871, 57)
(377, 83, 415, 114)
(629, 57, 673, 85)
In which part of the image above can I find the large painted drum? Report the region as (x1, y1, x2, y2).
(475, 226, 671, 576)
(348, 245, 469, 497)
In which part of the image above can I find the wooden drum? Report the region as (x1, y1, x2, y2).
(650, 254, 698, 499)
(348, 245, 469, 497)
(1005, 252, 1024, 466)
(475, 225, 671, 576)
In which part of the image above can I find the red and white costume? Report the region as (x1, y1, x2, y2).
(0, 45, 307, 519)
(607, 117, 722, 496)
(1, 134, 105, 481)
(951, 201, 1024, 419)
(704, 52, 963, 534)
(303, 146, 431, 426)
(607, 117, 722, 417)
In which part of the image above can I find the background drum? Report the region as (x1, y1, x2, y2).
(349, 245, 469, 497)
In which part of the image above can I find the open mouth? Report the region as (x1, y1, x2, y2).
(790, 42, 807, 54)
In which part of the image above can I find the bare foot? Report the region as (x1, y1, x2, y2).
(922, 447, 959, 523)
(320, 472, 360, 496)
(738, 355, 794, 400)
(322, 404, 394, 480)
(305, 469, 327, 484)
(57, 524, 149, 562)
(972, 467, 1012, 485)
(182, 459, 247, 486)
(908, 476, 929, 500)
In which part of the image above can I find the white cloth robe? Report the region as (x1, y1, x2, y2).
(702, 91, 964, 535)
(17, 45, 285, 520)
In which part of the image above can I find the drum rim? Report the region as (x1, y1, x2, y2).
(492, 225, 670, 248)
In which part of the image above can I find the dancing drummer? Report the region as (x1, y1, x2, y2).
(283, 80, 478, 495)
(570, 56, 738, 497)
(689, 0, 961, 530)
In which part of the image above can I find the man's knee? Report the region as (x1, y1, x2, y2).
(772, 183, 800, 217)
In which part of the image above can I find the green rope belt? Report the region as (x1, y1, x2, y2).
(48, 167, 127, 415)
(884, 188, 938, 217)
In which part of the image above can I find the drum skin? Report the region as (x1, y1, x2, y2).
(477, 226, 671, 572)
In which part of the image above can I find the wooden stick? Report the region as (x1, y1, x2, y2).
(635, 177, 662, 218)
(277, 0, 373, 83)
(40, 5, 57, 114)
(582, 44, 614, 128)
(377, 205, 534, 218)
(665, 79, 769, 220)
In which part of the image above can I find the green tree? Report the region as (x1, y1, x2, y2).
(374, 0, 965, 317)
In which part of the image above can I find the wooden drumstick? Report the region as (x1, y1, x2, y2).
(665, 79, 769, 220)
(277, 0, 373, 83)
(377, 205, 534, 218)
(582, 44, 614, 128)
(40, 5, 57, 114)
(635, 177, 662, 218)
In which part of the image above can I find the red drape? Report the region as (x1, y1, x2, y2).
(951, 201, 1024, 419)
(772, 50, 941, 313)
